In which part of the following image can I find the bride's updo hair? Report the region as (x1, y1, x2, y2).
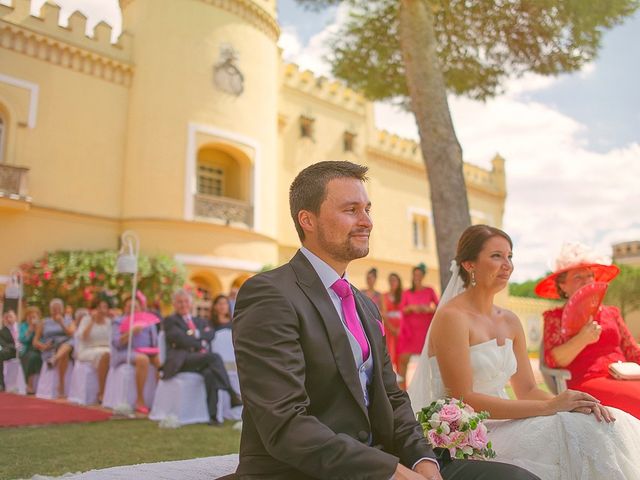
(455, 224, 513, 287)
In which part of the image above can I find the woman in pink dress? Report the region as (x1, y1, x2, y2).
(397, 263, 438, 388)
(382, 273, 403, 371)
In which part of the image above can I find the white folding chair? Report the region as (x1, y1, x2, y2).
(539, 342, 571, 394)
(68, 361, 100, 405)
(3, 358, 27, 395)
(36, 362, 74, 399)
(211, 328, 242, 421)
(149, 330, 210, 425)
(102, 363, 157, 410)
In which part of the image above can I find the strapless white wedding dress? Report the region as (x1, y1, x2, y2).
(409, 338, 640, 479)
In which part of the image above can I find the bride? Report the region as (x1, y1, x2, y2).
(408, 224, 640, 479)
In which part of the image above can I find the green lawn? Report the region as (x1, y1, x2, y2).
(1, 418, 240, 480)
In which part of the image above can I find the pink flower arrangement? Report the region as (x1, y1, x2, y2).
(417, 397, 496, 460)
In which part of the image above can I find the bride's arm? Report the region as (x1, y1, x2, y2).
(432, 309, 597, 420)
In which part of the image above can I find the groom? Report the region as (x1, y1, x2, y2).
(230, 161, 538, 479)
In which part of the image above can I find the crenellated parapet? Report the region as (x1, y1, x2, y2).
(463, 156, 506, 196)
(368, 130, 506, 196)
(121, 0, 279, 42)
(0, 0, 133, 86)
(369, 129, 422, 165)
(283, 63, 367, 115)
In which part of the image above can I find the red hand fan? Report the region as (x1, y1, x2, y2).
(561, 282, 608, 338)
(119, 311, 160, 333)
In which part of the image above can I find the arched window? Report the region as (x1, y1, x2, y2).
(194, 144, 253, 226)
(196, 147, 247, 201)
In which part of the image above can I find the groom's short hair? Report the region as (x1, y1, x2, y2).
(289, 161, 368, 241)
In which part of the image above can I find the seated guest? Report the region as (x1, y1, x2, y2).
(0, 310, 18, 392)
(73, 308, 89, 329)
(19, 306, 43, 394)
(111, 295, 160, 414)
(76, 295, 113, 403)
(209, 295, 232, 332)
(538, 242, 640, 418)
(34, 298, 75, 398)
(163, 289, 242, 425)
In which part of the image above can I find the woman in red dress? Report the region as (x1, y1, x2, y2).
(382, 272, 403, 371)
(537, 242, 640, 418)
(396, 263, 438, 387)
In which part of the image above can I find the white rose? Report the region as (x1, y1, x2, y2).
(440, 421, 451, 435)
(459, 410, 471, 424)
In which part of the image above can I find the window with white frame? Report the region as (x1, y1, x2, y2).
(197, 163, 225, 197)
(411, 213, 429, 249)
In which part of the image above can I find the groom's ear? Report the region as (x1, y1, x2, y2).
(298, 210, 314, 233)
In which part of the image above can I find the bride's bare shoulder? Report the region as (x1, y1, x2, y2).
(431, 300, 471, 333)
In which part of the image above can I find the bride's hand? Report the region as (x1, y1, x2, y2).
(548, 389, 599, 414)
(574, 403, 617, 423)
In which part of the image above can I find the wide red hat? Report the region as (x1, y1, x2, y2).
(535, 242, 620, 299)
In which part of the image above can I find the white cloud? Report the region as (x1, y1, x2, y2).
(448, 85, 640, 280)
(278, 4, 351, 77)
(281, 10, 640, 282)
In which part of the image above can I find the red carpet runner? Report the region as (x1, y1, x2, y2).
(0, 392, 112, 427)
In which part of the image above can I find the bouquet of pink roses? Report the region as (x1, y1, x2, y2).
(417, 397, 496, 461)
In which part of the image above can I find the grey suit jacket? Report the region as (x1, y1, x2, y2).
(232, 250, 435, 479)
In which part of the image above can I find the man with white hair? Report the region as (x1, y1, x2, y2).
(163, 289, 242, 425)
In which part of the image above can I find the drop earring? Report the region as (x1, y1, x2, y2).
(470, 271, 477, 287)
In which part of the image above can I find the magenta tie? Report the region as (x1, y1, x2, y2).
(331, 278, 370, 361)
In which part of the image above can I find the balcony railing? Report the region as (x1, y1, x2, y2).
(0, 164, 30, 200)
(194, 194, 253, 227)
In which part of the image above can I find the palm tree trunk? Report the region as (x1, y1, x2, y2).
(398, 0, 471, 290)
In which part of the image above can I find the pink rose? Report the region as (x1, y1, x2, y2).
(439, 404, 462, 424)
(467, 424, 489, 450)
(427, 430, 450, 448)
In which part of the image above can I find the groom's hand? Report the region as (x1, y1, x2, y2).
(394, 461, 442, 480)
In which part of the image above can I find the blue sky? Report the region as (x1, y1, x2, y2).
(9, 0, 638, 281)
(279, 0, 639, 154)
(277, 1, 640, 281)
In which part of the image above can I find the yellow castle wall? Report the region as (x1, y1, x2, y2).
(120, 0, 279, 241)
(1, 0, 506, 300)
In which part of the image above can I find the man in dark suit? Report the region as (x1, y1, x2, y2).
(231, 161, 539, 479)
(163, 290, 241, 425)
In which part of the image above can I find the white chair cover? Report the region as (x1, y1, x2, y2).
(211, 329, 235, 363)
(149, 372, 210, 425)
(158, 330, 167, 366)
(68, 361, 100, 405)
(102, 363, 157, 410)
(211, 329, 242, 421)
(36, 362, 74, 399)
(3, 358, 27, 395)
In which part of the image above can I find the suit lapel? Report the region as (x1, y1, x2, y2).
(291, 252, 369, 420)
